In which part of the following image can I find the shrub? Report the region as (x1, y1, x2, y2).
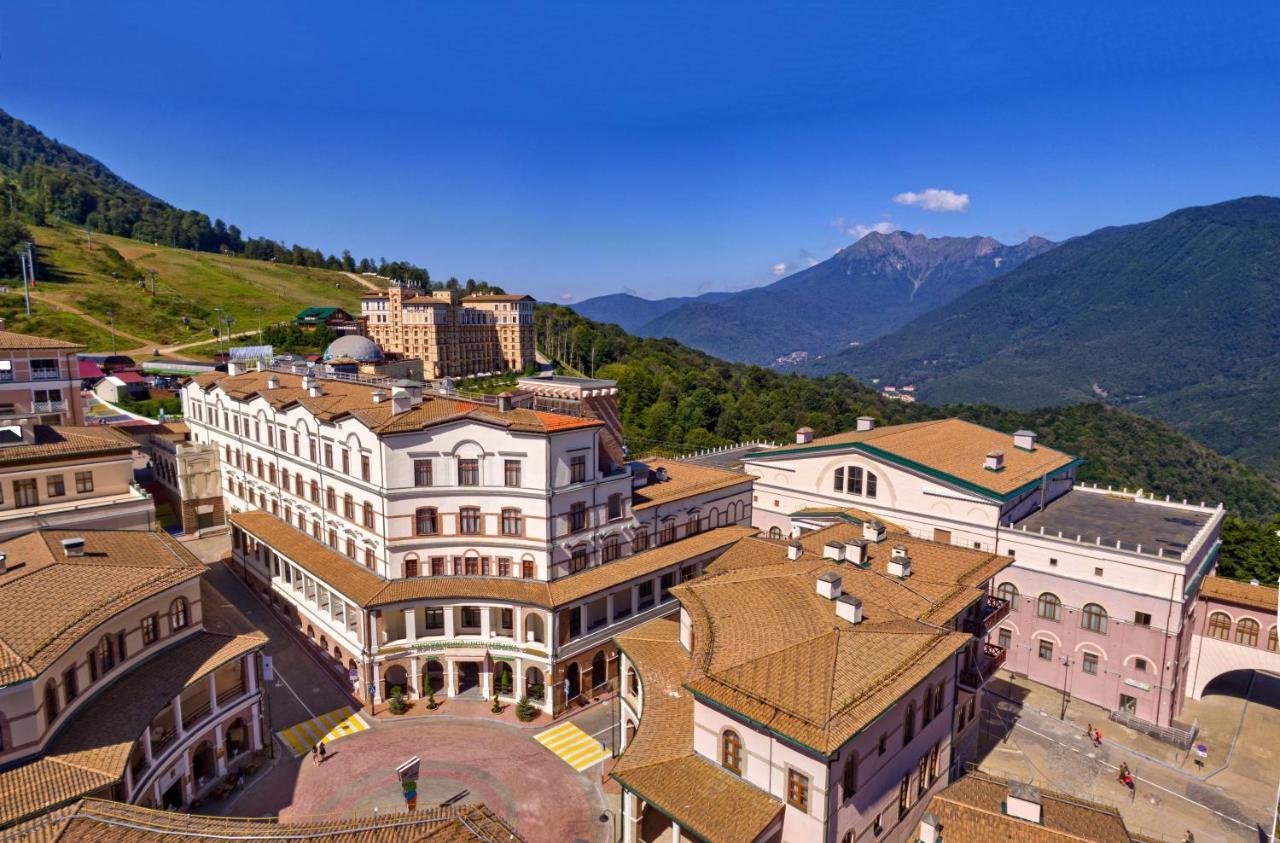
(516, 696, 537, 722)
(388, 685, 407, 715)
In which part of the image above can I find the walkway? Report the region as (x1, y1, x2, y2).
(342, 272, 383, 292)
(29, 292, 151, 349)
(534, 721, 611, 771)
(276, 706, 370, 757)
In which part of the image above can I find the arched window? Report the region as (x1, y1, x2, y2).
(903, 699, 917, 746)
(1036, 592, 1061, 622)
(1236, 617, 1259, 647)
(44, 683, 59, 723)
(768, 526, 783, 539)
(1207, 612, 1231, 640)
(1269, 626, 1277, 653)
(627, 667, 639, 696)
(97, 636, 115, 673)
(170, 598, 190, 631)
(996, 582, 1019, 611)
(842, 752, 858, 800)
(865, 471, 878, 499)
(1081, 603, 1108, 634)
(932, 683, 945, 718)
(721, 729, 743, 774)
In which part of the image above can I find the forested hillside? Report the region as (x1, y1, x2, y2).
(535, 304, 1280, 521)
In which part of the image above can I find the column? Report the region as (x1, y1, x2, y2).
(481, 655, 492, 697)
(513, 606, 524, 643)
(446, 660, 457, 698)
(213, 723, 228, 776)
(404, 607, 417, 641)
(630, 586, 638, 616)
(671, 820, 682, 842)
(515, 657, 526, 699)
(409, 656, 420, 697)
(250, 702, 263, 751)
(208, 674, 219, 715)
(372, 661, 382, 703)
(606, 593, 615, 626)
(444, 606, 456, 639)
(124, 763, 135, 800)
(247, 655, 258, 694)
(141, 726, 154, 765)
(480, 606, 492, 639)
(173, 696, 184, 736)
(622, 791, 640, 843)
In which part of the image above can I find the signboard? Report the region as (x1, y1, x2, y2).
(262, 655, 274, 682)
(1123, 678, 1152, 692)
(397, 756, 420, 813)
(348, 666, 359, 683)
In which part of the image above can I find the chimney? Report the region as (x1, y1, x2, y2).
(856, 416, 875, 432)
(61, 537, 86, 558)
(816, 572, 842, 600)
(654, 466, 669, 482)
(300, 373, 316, 392)
(984, 450, 1004, 472)
(822, 541, 846, 562)
(266, 375, 280, 390)
(1005, 782, 1043, 824)
(371, 389, 388, 404)
(255, 360, 266, 372)
(795, 426, 814, 445)
(787, 541, 804, 561)
(835, 594, 863, 624)
(226, 360, 243, 376)
(0, 552, 6, 573)
(917, 812, 942, 843)
(844, 538, 868, 565)
(308, 381, 323, 398)
(496, 393, 513, 412)
(1013, 430, 1037, 452)
(390, 388, 415, 415)
(862, 520, 886, 543)
(887, 545, 912, 578)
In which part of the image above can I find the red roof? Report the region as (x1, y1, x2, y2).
(78, 361, 103, 379)
(114, 371, 146, 384)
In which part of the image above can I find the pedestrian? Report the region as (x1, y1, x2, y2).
(1094, 728, 1103, 747)
(1086, 722, 1094, 740)
(312, 745, 321, 767)
(1117, 762, 1129, 783)
(1182, 831, 1195, 843)
(318, 741, 327, 763)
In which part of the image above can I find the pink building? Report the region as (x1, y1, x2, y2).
(0, 330, 85, 426)
(1184, 575, 1279, 700)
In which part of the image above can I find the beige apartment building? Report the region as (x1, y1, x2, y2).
(360, 283, 535, 378)
(0, 422, 154, 540)
(0, 330, 86, 426)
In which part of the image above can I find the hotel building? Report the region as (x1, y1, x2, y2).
(360, 283, 535, 378)
(0, 330, 86, 426)
(613, 515, 1014, 843)
(181, 364, 754, 714)
(740, 418, 1225, 727)
(0, 421, 154, 540)
(0, 530, 268, 828)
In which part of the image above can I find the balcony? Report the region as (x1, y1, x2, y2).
(31, 369, 64, 381)
(31, 400, 68, 413)
(961, 595, 1010, 637)
(959, 642, 1007, 690)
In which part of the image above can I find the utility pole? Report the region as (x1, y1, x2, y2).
(149, 270, 157, 296)
(106, 309, 117, 356)
(19, 248, 31, 316)
(254, 306, 264, 343)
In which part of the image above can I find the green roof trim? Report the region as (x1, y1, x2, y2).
(295, 306, 349, 322)
(787, 509, 870, 524)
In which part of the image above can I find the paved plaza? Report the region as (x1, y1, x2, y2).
(976, 671, 1280, 842)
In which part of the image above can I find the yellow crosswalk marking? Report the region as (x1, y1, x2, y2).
(534, 722, 610, 771)
(275, 706, 369, 757)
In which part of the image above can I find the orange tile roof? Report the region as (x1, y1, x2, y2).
(631, 459, 752, 511)
(925, 771, 1141, 842)
(0, 330, 84, 351)
(1199, 575, 1279, 613)
(8, 798, 521, 841)
(750, 418, 1078, 497)
(613, 618, 783, 843)
(191, 370, 600, 435)
(0, 580, 266, 828)
(0, 530, 207, 685)
(0, 425, 135, 468)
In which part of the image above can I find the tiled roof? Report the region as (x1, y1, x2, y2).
(231, 510, 754, 610)
(460, 294, 535, 303)
(925, 771, 1139, 842)
(1199, 575, 1279, 613)
(0, 425, 135, 468)
(190, 370, 600, 435)
(631, 459, 752, 511)
(0, 330, 84, 351)
(8, 798, 523, 841)
(0, 580, 267, 828)
(749, 418, 1078, 497)
(678, 522, 1010, 753)
(788, 506, 905, 531)
(613, 618, 783, 843)
(0, 530, 207, 686)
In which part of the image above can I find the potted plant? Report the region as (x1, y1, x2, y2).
(516, 696, 537, 722)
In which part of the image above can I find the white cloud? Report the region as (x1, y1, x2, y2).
(805, 256, 819, 267)
(833, 217, 899, 239)
(770, 262, 788, 277)
(893, 188, 970, 212)
(559, 292, 575, 302)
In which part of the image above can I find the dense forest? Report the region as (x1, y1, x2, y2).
(535, 304, 1280, 529)
(0, 109, 502, 294)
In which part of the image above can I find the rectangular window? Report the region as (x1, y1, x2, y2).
(413, 459, 433, 487)
(501, 508, 522, 536)
(1134, 611, 1152, 627)
(569, 502, 587, 532)
(504, 459, 521, 487)
(834, 466, 844, 492)
(898, 773, 910, 818)
(309, 438, 317, 462)
(607, 494, 623, 520)
(415, 508, 439, 536)
(633, 531, 649, 552)
(1038, 640, 1054, 661)
(341, 449, 350, 475)
(361, 454, 371, 482)
(787, 769, 809, 812)
(363, 502, 374, 528)
(570, 547, 589, 573)
(1083, 652, 1099, 675)
(324, 443, 333, 468)
(327, 528, 337, 548)
(461, 607, 481, 628)
(424, 608, 444, 631)
(46, 474, 65, 498)
(326, 488, 337, 512)
(638, 580, 654, 610)
(63, 667, 78, 702)
(345, 537, 355, 558)
(866, 472, 877, 498)
(570, 455, 586, 484)
(498, 558, 511, 577)
(847, 466, 863, 495)
(404, 557, 418, 577)
(660, 572, 676, 601)
(522, 559, 536, 579)
(460, 507, 481, 535)
(364, 548, 376, 569)
(1134, 657, 1148, 672)
(142, 614, 158, 645)
(998, 627, 1012, 649)
(343, 494, 354, 520)
(458, 458, 479, 486)
(13, 478, 38, 508)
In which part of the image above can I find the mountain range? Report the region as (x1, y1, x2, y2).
(572, 231, 1056, 365)
(814, 196, 1280, 475)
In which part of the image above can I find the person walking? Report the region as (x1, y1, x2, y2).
(312, 745, 322, 767)
(1093, 728, 1103, 747)
(1182, 830, 1195, 843)
(1086, 722, 1094, 741)
(317, 741, 327, 763)
(1117, 762, 1129, 783)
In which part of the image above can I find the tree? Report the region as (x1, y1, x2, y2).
(516, 696, 537, 722)
(388, 685, 407, 714)
(0, 219, 30, 278)
(341, 249, 355, 272)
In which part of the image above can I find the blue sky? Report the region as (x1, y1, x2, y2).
(3, 2, 1278, 302)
